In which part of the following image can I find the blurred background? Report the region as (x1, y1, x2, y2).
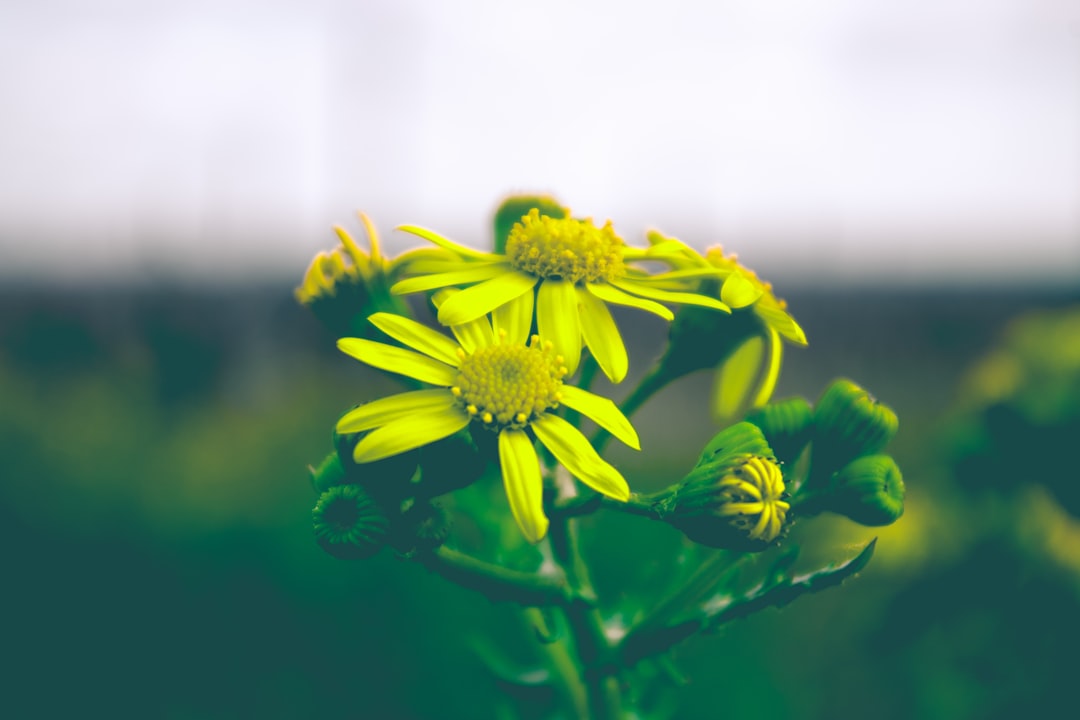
(2, 1, 1079, 718)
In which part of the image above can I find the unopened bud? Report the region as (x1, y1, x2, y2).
(312, 485, 390, 560)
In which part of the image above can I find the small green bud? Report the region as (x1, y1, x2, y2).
(493, 194, 569, 254)
(670, 454, 790, 552)
(312, 485, 390, 560)
(828, 455, 905, 526)
(309, 451, 347, 494)
(745, 397, 814, 465)
(812, 379, 899, 476)
(396, 500, 452, 554)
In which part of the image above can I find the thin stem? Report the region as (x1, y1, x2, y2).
(592, 362, 670, 454)
(548, 514, 622, 719)
(416, 546, 573, 607)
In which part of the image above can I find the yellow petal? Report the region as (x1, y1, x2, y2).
(337, 337, 457, 386)
(396, 225, 497, 261)
(532, 414, 630, 501)
(752, 328, 783, 408)
(368, 312, 462, 367)
(438, 272, 538, 326)
(492, 286, 535, 347)
(498, 429, 548, 543)
(391, 263, 507, 295)
(559, 385, 640, 450)
(585, 282, 673, 321)
(612, 278, 731, 313)
(711, 331, 780, 425)
(537, 279, 582, 375)
(353, 406, 472, 462)
(431, 289, 495, 352)
(755, 296, 808, 345)
(336, 389, 458, 434)
(720, 272, 764, 309)
(576, 287, 628, 383)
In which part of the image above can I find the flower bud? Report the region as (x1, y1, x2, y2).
(670, 454, 790, 552)
(395, 500, 452, 554)
(312, 485, 390, 560)
(812, 379, 899, 476)
(828, 455, 905, 526)
(745, 397, 814, 466)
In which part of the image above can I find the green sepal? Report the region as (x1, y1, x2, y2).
(333, 411, 420, 501)
(652, 301, 765, 386)
(493, 194, 569, 254)
(745, 396, 814, 466)
(415, 426, 495, 499)
(304, 271, 412, 341)
(696, 421, 774, 466)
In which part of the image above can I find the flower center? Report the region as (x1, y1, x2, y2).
(714, 455, 789, 542)
(452, 335, 567, 429)
(506, 209, 625, 283)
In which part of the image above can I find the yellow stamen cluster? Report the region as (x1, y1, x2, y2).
(452, 334, 567, 429)
(506, 208, 625, 283)
(712, 455, 789, 542)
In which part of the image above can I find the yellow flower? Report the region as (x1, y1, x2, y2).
(334, 310, 640, 543)
(389, 209, 731, 383)
(645, 232, 807, 424)
(294, 212, 450, 308)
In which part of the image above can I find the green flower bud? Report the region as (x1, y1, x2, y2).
(812, 379, 899, 477)
(493, 194, 569, 254)
(670, 454, 790, 552)
(395, 500, 452, 554)
(745, 397, 814, 466)
(312, 485, 390, 560)
(828, 455, 905, 526)
(309, 451, 347, 494)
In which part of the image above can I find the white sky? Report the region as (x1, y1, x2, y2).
(1, 0, 1078, 283)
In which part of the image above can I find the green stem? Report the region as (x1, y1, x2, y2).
(593, 362, 670, 454)
(549, 515, 621, 719)
(416, 546, 573, 607)
(618, 550, 748, 666)
(522, 608, 590, 718)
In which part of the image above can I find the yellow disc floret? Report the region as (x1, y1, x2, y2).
(506, 208, 625, 283)
(712, 456, 790, 542)
(452, 334, 567, 429)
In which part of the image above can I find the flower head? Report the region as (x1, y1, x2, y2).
(295, 212, 450, 338)
(334, 310, 640, 543)
(390, 208, 731, 383)
(641, 232, 807, 424)
(671, 453, 790, 550)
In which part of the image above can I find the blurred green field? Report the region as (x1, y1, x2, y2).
(2, 283, 1078, 719)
